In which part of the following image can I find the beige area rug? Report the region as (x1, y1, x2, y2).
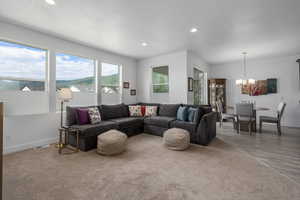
(3, 134, 300, 200)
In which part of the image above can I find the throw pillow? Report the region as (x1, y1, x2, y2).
(88, 107, 101, 124)
(177, 106, 188, 121)
(76, 108, 90, 125)
(145, 106, 158, 116)
(188, 107, 199, 122)
(129, 105, 142, 117)
(141, 105, 146, 116)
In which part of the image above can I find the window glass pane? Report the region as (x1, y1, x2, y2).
(0, 40, 46, 91)
(152, 66, 169, 93)
(101, 63, 120, 94)
(153, 84, 169, 93)
(152, 66, 168, 84)
(56, 53, 95, 92)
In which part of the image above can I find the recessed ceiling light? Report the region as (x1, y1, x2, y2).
(190, 28, 198, 33)
(141, 42, 148, 47)
(45, 0, 56, 5)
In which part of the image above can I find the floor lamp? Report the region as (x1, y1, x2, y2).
(58, 88, 73, 128)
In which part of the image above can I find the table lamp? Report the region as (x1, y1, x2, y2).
(58, 88, 73, 128)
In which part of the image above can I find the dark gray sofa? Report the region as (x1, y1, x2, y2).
(66, 103, 217, 151)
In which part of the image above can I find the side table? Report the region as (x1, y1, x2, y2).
(58, 126, 80, 154)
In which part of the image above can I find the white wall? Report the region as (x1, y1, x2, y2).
(0, 21, 138, 153)
(137, 51, 188, 104)
(210, 54, 300, 128)
(187, 51, 210, 104)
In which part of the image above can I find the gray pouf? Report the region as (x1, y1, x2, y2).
(97, 129, 128, 156)
(163, 128, 190, 150)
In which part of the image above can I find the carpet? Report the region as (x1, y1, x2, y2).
(3, 134, 300, 200)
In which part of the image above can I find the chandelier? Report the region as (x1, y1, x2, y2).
(236, 52, 255, 86)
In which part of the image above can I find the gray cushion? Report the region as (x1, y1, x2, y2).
(71, 120, 118, 137)
(159, 104, 180, 117)
(170, 120, 197, 134)
(260, 116, 278, 123)
(184, 104, 212, 123)
(144, 116, 176, 128)
(111, 117, 144, 128)
(100, 104, 129, 120)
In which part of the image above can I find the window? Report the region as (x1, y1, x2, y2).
(101, 62, 120, 94)
(0, 40, 47, 91)
(193, 68, 207, 105)
(56, 53, 95, 92)
(152, 66, 169, 93)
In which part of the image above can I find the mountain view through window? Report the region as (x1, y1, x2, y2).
(56, 53, 95, 92)
(0, 40, 46, 91)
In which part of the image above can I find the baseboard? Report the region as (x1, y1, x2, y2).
(4, 137, 58, 155)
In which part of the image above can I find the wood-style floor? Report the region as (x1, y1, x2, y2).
(217, 122, 300, 185)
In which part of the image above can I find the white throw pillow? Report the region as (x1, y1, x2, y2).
(129, 105, 143, 117)
(145, 106, 158, 116)
(88, 107, 101, 124)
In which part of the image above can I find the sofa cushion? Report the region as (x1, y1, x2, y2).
(111, 117, 144, 128)
(145, 106, 158, 116)
(159, 104, 180, 117)
(128, 105, 143, 117)
(71, 120, 118, 138)
(177, 106, 188, 121)
(184, 104, 212, 123)
(187, 107, 199, 123)
(170, 120, 197, 134)
(76, 108, 90, 125)
(101, 104, 129, 120)
(88, 107, 102, 124)
(144, 116, 176, 128)
(66, 105, 100, 126)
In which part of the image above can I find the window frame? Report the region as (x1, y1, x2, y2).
(0, 39, 48, 93)
(100, 62, 122, 94)
(151, 65, 169, 94)
(55, 51, 97, 93)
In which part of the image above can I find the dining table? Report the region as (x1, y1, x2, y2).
(226, 105, 270, 132)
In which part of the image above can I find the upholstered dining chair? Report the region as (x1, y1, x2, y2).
(236, 103, 255, 135)
(259, 102, 286, 136)
(216, 100, 236, 128)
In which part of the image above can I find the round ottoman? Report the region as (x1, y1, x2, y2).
(97, 129, 127, 156)
(163, 128, 190, 150)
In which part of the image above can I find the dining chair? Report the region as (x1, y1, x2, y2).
(236, 103, 255, 135)
(259, 102, 286, 135)
(216, 100, 236, 128)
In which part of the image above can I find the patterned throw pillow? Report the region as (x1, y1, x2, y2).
(141, 105, 146, 116)
(88, 107, 101, 124)
(129, 105, 142, 117)
(145, 106, 158, 116)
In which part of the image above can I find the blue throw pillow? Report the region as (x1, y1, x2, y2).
(176, 106, 188, 121)
(188, 107, 199, 122)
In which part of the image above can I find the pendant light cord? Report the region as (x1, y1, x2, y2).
(243, 52, 247, 78)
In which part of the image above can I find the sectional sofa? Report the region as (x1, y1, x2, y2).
(66, 103, 217, 151)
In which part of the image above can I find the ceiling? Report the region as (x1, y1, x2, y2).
(0, 0, 300, 64)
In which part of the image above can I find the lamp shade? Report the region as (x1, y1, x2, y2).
(58, 88, 73, 101)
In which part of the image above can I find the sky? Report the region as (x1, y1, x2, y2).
(0, 41, 119, 81)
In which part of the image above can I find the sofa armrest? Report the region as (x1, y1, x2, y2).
(196, 112, 217, 145)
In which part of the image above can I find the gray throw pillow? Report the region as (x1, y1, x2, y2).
(188, 107, 199, 123)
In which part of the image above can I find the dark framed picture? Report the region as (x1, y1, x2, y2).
(188, 77, 193, 92)
(123, 82, 130, 89)
(130, 89, 136, 96)
(267, 78, 277, 93)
